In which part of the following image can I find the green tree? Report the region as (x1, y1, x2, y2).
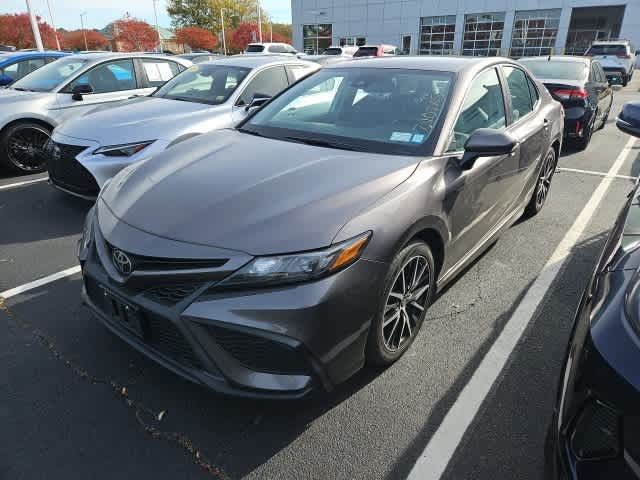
(167, 0, 269, 34)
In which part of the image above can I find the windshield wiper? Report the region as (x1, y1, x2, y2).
(283, 136, 362, 152)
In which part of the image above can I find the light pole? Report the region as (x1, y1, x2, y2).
(45, 0, 61, 51)
(25, 0, 44, 51)
(152, 0, 162, 53)
(80, 11, 88, 51)
(257, 1, 262, 43)
(220, 9, 227, 55)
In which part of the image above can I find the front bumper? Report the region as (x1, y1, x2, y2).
(548, 270, 640, 479)
(79, 220, 387, 398)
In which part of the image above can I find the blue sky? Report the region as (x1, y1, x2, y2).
(3, 0, 292, 30)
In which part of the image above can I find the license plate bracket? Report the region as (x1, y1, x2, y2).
(101, 287, 148, 339)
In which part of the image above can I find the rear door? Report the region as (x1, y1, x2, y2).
(501, 65, 548, 208)
(592, 61, 613, 122)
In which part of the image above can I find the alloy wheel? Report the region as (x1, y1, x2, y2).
(382, 255, 431, 351)
(535, 151, 555, 210)
(7, 126, 50, 172)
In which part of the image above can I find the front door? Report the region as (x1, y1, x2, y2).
(443, 67, 515, 266)
(53, 59, 152, 125)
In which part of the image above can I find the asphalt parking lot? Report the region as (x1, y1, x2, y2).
(1, 76, 639, 480)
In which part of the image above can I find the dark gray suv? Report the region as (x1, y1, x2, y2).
(79, 56, 564, 398)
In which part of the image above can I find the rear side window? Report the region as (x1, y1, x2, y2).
(354, 47, 379, 57)
(246, 45, 265, 53)
(67, 59, 136, 94)
(527, 77, 539, 106)
(236, 66, 289, 105)
(287, 64, 315, 81)
(139, 59, 180, 87)
(268, 45, 287, 53)
(449, 68, 506, 152)
(587, 44, 627, 56)
(503, 66, 533, 122)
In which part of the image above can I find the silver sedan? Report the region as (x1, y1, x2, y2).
(48, 56, 320, 199)
(0, 53, 191, 173)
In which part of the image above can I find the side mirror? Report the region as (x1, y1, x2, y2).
(616, 101, 640, 138)
(244, 93, 271, 112)
(459, 128, 519, 170)
(71, 83, 94, 101)
(636, 49, 640, 56)
(0, 73, 14, 86)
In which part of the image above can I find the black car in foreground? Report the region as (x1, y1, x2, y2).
(519, 56, 613, 150)
(547, 101, 640, 479)
(78, 56, 563, 398)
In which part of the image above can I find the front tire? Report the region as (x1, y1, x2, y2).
(0, 122, 51, 174)
(524, 147, 556, 218)
(366, 241, 435, 366)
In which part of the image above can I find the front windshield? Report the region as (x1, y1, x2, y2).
(242, 67, 454, 156)
(154, 63, 250, 105)
(11, 57, 88, 92)
(519, 60, 587, 81)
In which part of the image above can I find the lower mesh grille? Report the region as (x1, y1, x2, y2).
(47, 141, 99, 196)
(144, 283, 203, 305)
(146, 313, 202, 369)
(206, 325, 309, 375)
(85, 277, 201, 369)
(570, 401, 620, 459)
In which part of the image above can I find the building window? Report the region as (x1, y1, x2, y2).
(510, 9, 561, 57)
(420, 15, 456, 55)
(463, 12, 505, 57)
(303, 24, 333, 54)
(340, 37, 366, 47)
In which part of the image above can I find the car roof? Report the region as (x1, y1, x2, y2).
(66, 52, 192, 66)
(326, 55, 516, 73)
(0, 50, 67, 62)
(519, 55, 590, 63)
(214, 55, 315, 68)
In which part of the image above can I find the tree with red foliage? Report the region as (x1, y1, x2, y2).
(175, 26, 217, 50)
(229, 23, 259, 52)
(270, 32, 291, 44)
(113, 18, 158, 52)
(0, 13, 58, 49)
(62, 30, 109, 51)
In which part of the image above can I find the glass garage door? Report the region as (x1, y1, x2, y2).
(419, 15, 456, 55)
(510, 9, 561, 57)
(463, 13, 505, 57)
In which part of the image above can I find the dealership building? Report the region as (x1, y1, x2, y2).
(292, 0, 640, 57)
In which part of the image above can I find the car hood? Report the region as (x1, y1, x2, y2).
(100, 129, 419, 255)
(56, 96, 227, 143)
(0, 87, 49, 104)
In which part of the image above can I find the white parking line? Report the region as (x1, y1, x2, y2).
(0, 266, 81, 300)
(408, 136, 638, 480)
(0, 177, 48, 191)
(557, 167, 637, 181)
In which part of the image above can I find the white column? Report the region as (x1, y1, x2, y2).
(501, 10, 515, 57)
(25, 0, 44, 51)
(555, 7, 573, 55)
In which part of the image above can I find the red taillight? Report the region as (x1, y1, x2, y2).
(551, 88, 588, 100)
(617, 53, 633, 59)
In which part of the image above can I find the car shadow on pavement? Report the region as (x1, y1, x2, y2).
(0, 182, 92, 245)
(382, 231, 609, 480)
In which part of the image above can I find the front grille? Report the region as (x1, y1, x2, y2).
(106, 242, 228, 272)
(206, 325, 310, 375)
(570, 401, 620, 459)
(144, 283, 203, 305)
(47, 141, 99, 196)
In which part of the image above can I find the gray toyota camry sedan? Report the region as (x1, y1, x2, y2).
(79, 56, 563, 398)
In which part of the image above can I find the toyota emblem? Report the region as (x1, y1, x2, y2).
(112, 249, 133, 275)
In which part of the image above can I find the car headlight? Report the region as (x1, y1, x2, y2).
(218, 232, 371, 288)
(93, 140, 155, 157)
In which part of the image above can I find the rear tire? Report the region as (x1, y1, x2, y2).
(0, 121, 51, 174)
(524, 147, 556, 218)
(366, 241, 435, 366)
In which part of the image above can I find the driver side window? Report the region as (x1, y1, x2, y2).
(447, 68, 506, 152)
(66, 59, 136, 94)
(236, 66, 288, 106)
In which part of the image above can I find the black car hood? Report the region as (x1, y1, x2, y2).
(101, 129, 419, 255)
